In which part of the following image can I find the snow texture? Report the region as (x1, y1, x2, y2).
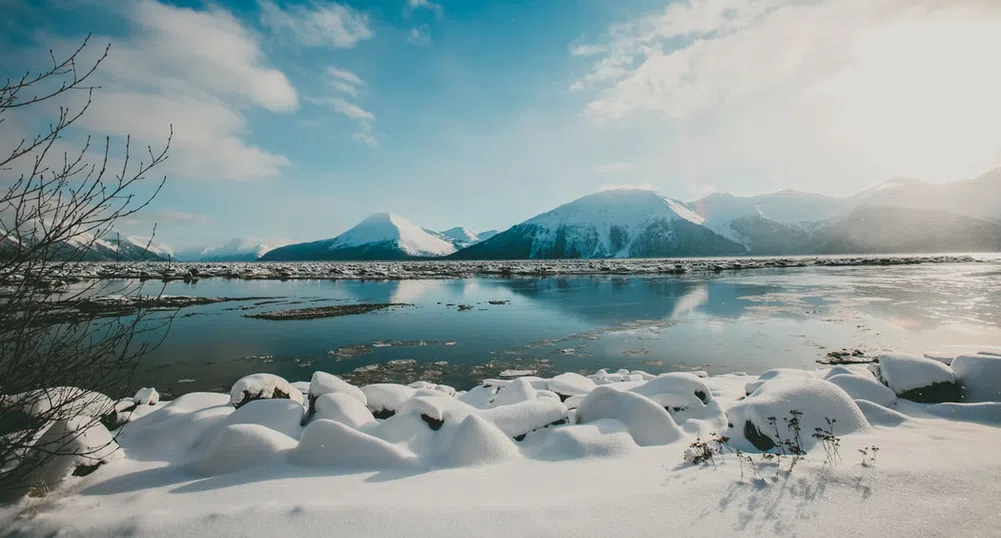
(312, 392, 377, 430)
(195, 424, 297, 475)
(877, 353, 958, 397)
(330, 213, 457, 257)
(230, 374, 303, 408)
(575, 386, 683, 446)
(309, 372, 367, 406)
(950, 354, 1001, 403)
(22, 417, 122, 488)
(204, 398, 305, 446)
(434, 415, 520, 467)
(744, 368, 817, 395)
(292, 419, 417, 468)
(133, 388, 159, 406)
(826, 373, 898, 407)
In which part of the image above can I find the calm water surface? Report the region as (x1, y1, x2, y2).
(98, 262, 1001, 397)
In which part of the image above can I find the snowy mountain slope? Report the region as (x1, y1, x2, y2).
(173, 239, 281, 262)
(259, 213, 457, 261)
(451, 189, 745, 259)
(440, 227, 480, 248)
(0, 224, 167, 262)
(848, 169, 1001, 220)
(688, 191, 846, 243)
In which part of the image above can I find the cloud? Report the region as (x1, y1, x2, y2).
(312, 67, 378, 146)
(598, 183, 655, 192)
(407, 0, 443, 17)
(144, 209, 214, 225)
(573, 0, 1001, 185)
(259, 0, 373, 48)
(408, 26, 432, 46)
(21, 0, 298, 181)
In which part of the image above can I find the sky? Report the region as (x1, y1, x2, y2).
(3, 0, 1001, 251)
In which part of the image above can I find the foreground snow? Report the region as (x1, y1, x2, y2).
(3, 352, 1001, 537)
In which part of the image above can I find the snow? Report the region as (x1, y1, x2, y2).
(308, 372, 367, 407)
(362, 383, 418, 415)
(11, 387, 115, 421)
(434, 414, 520, 467)
(329, 213, 457, 257)
(575, 386, 683, 446)
(312, 392, 377, 430)
(195, 424, 297, 476)
(133, 388, 159, 406)
(744, 368, 817, 395)
(877, 353, 957, 394)
(292, 419, 417, 469)
(826, 373, 897, 407)
(230, 374, 304, 408)
(523, 189, 709, 257)
(950, 354, 1001, 402)
(21, 417, 122, 489)
(6, 360, 1001, 537)
(726, 378, 870, 451)
(547, 372, 596, 397)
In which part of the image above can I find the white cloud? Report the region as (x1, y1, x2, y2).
(408, 26, 432, 46)
(259, 0, 373, 48)
(574, 0, 1001, 187)
(311, 68, 379, 147)
(408, 0, 443, 17)
(318, 97, 375, 121)
(326, 66, 364, 87)
(50, 0, 298, 181)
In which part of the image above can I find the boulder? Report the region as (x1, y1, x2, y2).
(877, 353, 961, 403)
(230, 374, 303, 409)
(951, 354, 1001, 403)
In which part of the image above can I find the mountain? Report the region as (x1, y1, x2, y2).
(688, 191, 846, 243)
(450, 189, 745, 260)
(439, 227, 480, 249)
(259, 213, 457, 261)
(847, 169, 1001, 220)
(810, 206, 1001, 254)
(0, 227, 168, 262)
(477, 230, 500, 241)
(173, 239, 279, 262)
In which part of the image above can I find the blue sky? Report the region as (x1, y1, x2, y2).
(3, 0, 1001, 250)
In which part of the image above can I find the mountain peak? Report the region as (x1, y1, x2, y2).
(330, 213, 456, 257)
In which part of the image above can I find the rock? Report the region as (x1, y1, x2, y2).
(951, 354, 1001, 403)
(230, 374, 303, 409)
(877, 353, 961, 403)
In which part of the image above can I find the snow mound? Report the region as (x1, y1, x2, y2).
(204, 398, 304, 446)
(489, 378, 559, 407)
(925, 402, 1001, 425)
(133, 388, 159, 406)
(398, 396, 478, 430)
(826, 374, 897, 407)
(434, 415, 520, 468)
(24, 417, 123, 489)
(726, 378, 870, 452)
(533, 420, 638, 461)
(854, 400, 909, 427)
(575, 386, 683, 447)
(482, 399, 569, 439)
(361, 384, 417, 417)
(313, 392, 377, 430)
(292, 419, 417, 468)
(950, 354, 1001, 403)
(823, 365, 872, 380)
(745, 369, 816, 395)
(628, 372, 724, 428)
(11, 387, 116, 421)
(195, 424, 296, 476)
(548, 373, 596, 398)
(877, 353, 961, 403)
(457, 385, 501, 409)
(309, 372, 367, 407)
(230, 374, 303, 408)
(115, 393, 232, 459)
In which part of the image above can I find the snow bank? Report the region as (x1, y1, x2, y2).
(115, 393, 233, 459)
(312, 392, 377, 430)
(925, 402, 1001, 425)
(203, 398, 304, 446)
(230, 374, 303, 408)
(826, 374, 897, 407)
(195, 424, 296, 475)
(950, 354, 1001, 403)
(309, 372, 367, 407)
(292, 419, 417, 468)
(726, 378, 870, 451)
(854, 399, 909, 427)
(744, 368, 816, 395)
(548, 373, 596, 399)
(533, 419, 638, 461)
(877, 353, 961, 403)
(575, 386, 683, 446)
(434, 415, 520, 467)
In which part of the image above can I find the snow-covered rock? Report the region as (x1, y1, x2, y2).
(482, 399, 569, 440)
(547, 373, 597, 399)
(361, 383, 418, 417)
(307, 372, 367, 419)
(950, 354, 1001, 403)
(877, 353, 961, 403)
(726, 378, 870, 452)
(230, 374, 303, 408)
(205, 398, 305, 445)
(132, 388, 159, 406)
(533, 420, 638, 461)
(23, 417, 123, 489)
(826, 374, 897, 407)
(313, 392, 377, 430)
(10, 387, 116, 422)
(106, 393, 234, 460)
(292, 419, 417, 468)
(745, 369, 816, 395)
(434, 415, 520, 467)
(575, 386, 683, 446)
(195, 424, 296, 475)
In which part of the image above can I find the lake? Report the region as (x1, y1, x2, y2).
(91, 260, 1001, 398)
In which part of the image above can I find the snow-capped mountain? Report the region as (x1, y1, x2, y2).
(477, 229, 500, 241)
(0, 225, 168, 262)
(259, 213, 457, 261)
(173, 239, 280, 262)
(451, 189, 745, 259)
(439, 227, 480, 249)
(847, 169, 1001, 220)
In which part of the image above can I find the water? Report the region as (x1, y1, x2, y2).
(91, 262, 1001, 397)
